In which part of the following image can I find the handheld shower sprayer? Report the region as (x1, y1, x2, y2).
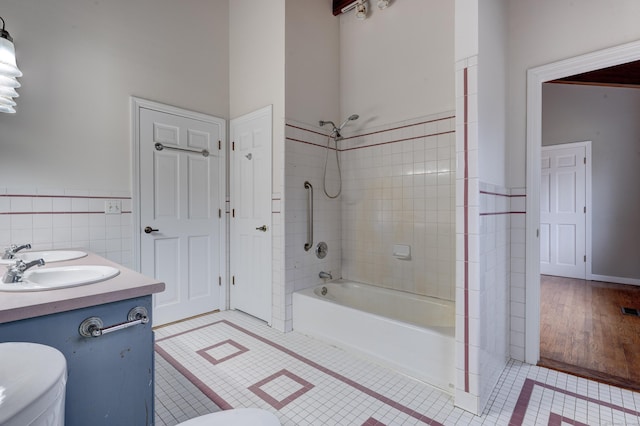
(318, 114, 360, 199)
(319, 114, 359, 141)
(338, 114, 359, 131)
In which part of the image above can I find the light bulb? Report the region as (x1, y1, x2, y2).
(355, 1, 367, 20)
(377, 0, 390, 9)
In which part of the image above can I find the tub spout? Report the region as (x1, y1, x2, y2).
(319, 271, 332, 280)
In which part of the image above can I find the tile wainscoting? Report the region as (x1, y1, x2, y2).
(0, 188, 133, 268)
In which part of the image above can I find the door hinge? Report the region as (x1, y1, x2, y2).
(218, 276, 222, 286)
(232, 208, 235, 218)
(232, 276, 235, 285)
(584, 157, 586, 164)
(218, 208, 222, 218)
(232, 141, 235, 151)
(218, 140, 221, 150)
(584, 206, 586, 213)
(536, 229, 539, 238)
(584, 255, 587, 262)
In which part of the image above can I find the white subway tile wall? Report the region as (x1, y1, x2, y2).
(284, 112, 456, 331)
(284, 121, 343, 299)
(340, 112, 456, 299)
(455, 56, 482, 413)
(0, 188, 133, 268)
(478, 182, 511, 410)
(509, 187, 527, 362)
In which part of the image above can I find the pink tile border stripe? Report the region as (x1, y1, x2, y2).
(547, 413, 589, 426)
(196, 339, 249, 365)
(155, 344, 234, 410)
(0, 211, 133, 215)
(285, 118, 454, 152)
(0, 194, 131, 199)
(362, 417, 387, 426)
(479, 211, 526, 216)
(248, 369, 314, 410)
(155, 319, 444, 425)
(463, 66, 470, 394)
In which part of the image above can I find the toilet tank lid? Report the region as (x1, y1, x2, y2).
(0, 342, 67, 424)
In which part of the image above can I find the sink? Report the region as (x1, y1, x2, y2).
(0, 265, 120, 292)
(0, 250, 87, 265)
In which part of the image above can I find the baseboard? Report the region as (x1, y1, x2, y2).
(538, 357, 640, 393)
(589, 274, 640, 286)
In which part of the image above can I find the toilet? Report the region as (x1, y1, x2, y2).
(177, 408, 281, 426)
(0, 342, 67, 426)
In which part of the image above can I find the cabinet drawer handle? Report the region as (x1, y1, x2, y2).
(79, 307, 149, 338)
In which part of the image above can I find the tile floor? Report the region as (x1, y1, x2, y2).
(154, 310, 640, 425)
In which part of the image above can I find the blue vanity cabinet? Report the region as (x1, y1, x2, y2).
(0, 295, 155, 426)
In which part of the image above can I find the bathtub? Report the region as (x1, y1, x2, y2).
(292, 280, 455, 394)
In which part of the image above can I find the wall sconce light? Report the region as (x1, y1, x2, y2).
(0, 16, 22, 114)
(355, 0, 368, 20)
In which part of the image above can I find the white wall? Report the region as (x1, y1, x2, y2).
(507, 0, 640, 188)
(285, 0, 340, 125)
(542, 83, 640, 280)
(339, 0, 454, 132)
(0, 0, 229, 192)
(229, 0, 286, 197)
(478, 0, 507, 186)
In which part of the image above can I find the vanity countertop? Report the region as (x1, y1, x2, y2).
(0, 251, 165, 324)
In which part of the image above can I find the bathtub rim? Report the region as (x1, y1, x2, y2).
(296, 280, 455, 338)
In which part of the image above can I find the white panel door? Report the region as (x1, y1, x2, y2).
(230, 105, 272, 323)
(540, 144, 587, 279)
(139, 107, 224, 326)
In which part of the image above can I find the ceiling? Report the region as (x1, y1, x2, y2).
(549, 60, 640, 88)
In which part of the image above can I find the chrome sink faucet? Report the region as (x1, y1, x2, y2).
(319, 271, 332, 280)
(3, 259, 45, 283)
(2, 243, 32, 259)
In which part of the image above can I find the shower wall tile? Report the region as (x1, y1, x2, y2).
(510, 187, 527, 361)
(478, 182, 511, 411)
(271, 202, 287, 332)
(455, 57, 481, 414)
(284, 121, 342, 297)
(340, 112, 456, 300)
(0, 188, 133, 268)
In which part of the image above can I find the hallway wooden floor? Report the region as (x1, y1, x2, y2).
(539, 275, 640, 391)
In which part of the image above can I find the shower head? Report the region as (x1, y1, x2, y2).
(319, 115, 359, 141)
(337, 114, 359, 130)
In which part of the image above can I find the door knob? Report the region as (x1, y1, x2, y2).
(256, 225, 268, 232)
(144, 226, 159, 234)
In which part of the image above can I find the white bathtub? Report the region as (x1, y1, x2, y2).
(293, 280, 455, 394)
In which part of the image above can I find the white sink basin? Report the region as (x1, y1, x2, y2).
(0, 250, 87, 265)
(0, 265, 120, 292)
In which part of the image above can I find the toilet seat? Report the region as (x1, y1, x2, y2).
(0, 342, 67, 426)
(177, 408, 280, 426)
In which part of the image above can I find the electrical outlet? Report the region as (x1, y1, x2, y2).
(105, 200, 122, 215)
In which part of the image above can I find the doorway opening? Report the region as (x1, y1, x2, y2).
(525, 41, 640, 388)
